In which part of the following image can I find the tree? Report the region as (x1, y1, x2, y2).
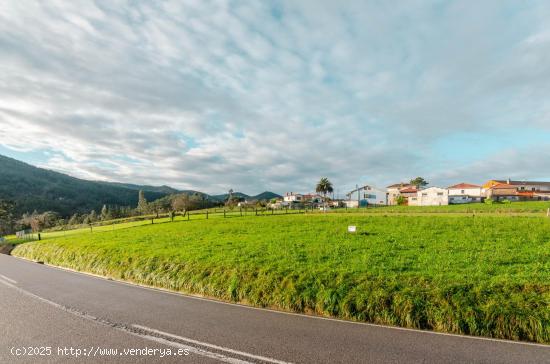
(316, 177, 334, 210)
(100, 204, 111, 221)
(395, 195, 406, 206)
(410, 177, 429, 189)
(171, 194, 190, 212)
(89, 210, 97, 223)
(68, 213, 80, 226)
(137, 190, 148, 215)
(0, 200, 15, 236)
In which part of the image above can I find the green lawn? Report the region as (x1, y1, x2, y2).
(12, 213, 550, 343)
(349, 201, 550, 213)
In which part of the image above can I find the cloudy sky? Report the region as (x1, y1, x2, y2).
(1, 1, 550, 196)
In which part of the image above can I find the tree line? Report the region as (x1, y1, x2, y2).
(0, 190, 225, 235)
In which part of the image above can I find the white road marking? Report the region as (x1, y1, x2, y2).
(6, 255, 550, 349)
(0, 279, 288, 363)
(133, 324, 293, 364)
(0, 274, 17, 284)
(134, 334, 252, 364)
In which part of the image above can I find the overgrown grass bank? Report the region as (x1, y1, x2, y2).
(13, 214, 550, 343)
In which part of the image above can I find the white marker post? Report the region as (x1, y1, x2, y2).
(348, 225, 356, 233)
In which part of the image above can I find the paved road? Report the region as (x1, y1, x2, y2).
(0, 254, 548, 364)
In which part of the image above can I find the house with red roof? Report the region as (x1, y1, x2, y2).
(483, 179, 550, 201)
(386, 183, 418, 205)
(447, 183, 483, 204)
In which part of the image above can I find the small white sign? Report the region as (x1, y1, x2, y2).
(348, 225, 356, 233)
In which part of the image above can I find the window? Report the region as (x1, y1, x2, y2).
(461, 190, 465, 194)
(422, 193, 427, 196)
(437, 192, 444, 196)
(411, 197, 417, 201)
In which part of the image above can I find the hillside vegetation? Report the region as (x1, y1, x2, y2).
(0, 154, 281, 216)
(13, 213, 550, 343)
(0, 155, 167, 216)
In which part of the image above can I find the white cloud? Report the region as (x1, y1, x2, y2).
(1, 0, 550, 195)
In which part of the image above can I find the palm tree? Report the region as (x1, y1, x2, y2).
(316, 177, 334, 211)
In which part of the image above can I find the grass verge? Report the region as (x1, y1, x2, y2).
(12, 214, 550, 343)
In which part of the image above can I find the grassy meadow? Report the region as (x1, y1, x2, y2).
(12, 212, 550, 343)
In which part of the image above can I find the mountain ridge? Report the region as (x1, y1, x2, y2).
(0, 154, 281, 216)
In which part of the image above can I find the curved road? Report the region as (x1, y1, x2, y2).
(0, 254, 548, 363)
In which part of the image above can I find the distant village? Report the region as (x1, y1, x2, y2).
(269, 179, 550, 209)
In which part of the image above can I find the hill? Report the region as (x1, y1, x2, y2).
(0, 155, 167, 216)
(251, 191, 282, 200)
(100, 182, 180, 194)
(210, 191, 281, 201)
(0, 154, 282, 216)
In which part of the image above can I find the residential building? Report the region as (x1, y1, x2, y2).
(409, 187, 449, 206)
(346, 185, 387, 207)
(302, 193, 324, 204)
(448, 183, 483, 204)
(386, 183, 416, 205)
(283, 192, 303, 203)
(484, 183, 520, 201)
(483, 179, 550, 201)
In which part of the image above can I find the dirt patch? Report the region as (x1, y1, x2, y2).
(0, 244, 15, 255)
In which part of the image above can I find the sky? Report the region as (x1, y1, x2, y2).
(1, 0, 550, 196)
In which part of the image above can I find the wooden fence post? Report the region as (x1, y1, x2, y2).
(240, 208, 242, 217)
(224, 210, 226, 218)
(188, 212, 190, 221)
(206, 210, 209, 219)
(255, 208, 258, 216)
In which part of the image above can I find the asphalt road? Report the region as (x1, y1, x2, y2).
(0, 254, 548, 364)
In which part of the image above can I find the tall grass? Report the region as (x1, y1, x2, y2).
(13, 214, 550, 343)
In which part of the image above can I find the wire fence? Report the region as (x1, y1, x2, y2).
(1, 206, 314, 245)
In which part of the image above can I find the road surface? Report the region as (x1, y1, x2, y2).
(0, 254, 548, 363)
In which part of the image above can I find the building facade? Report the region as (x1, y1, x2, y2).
(347, 185, 387, 207)
(448, 183, 483, 204)
(386, 183, 416, 205)
(409, 187, 449, 206)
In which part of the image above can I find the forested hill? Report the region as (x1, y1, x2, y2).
(0, 155, 167, 216)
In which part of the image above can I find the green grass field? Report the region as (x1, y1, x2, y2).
(12, 212, 550, 343)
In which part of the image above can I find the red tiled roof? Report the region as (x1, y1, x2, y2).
(399, 187, 418, 193)
(448, 183, 481, 189)
(490, 183, 517, 189)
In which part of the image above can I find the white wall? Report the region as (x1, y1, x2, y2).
(283, 194, 302, 202)
(415, 187, 449, 206)
(448, 187, 482, 197)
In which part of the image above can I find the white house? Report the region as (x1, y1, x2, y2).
(447, 183, 483, 204)
(283, 192, 303, 203)
(346, 185, 387, 207)
(409, 187, 449, 206)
